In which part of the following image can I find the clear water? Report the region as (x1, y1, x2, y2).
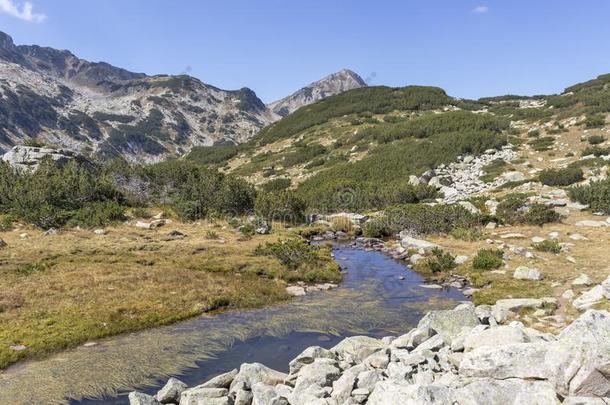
(0, 243, 466, 404)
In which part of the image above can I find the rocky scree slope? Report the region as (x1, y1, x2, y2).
(0, 31, 359, 163)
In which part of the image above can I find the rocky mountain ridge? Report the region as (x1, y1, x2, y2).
(0, 31, 361, 163)
(267, 69, 367, 117)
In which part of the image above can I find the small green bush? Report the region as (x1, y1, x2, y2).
(583, 113, 606, 128)
(255, 191, 306, 224)
(472, 249, 504, 270)
(529, 136, 555, 152)
(582, 146, 610, 157)
(418, 248, 456, 274)
(538, 167, 583, 186)
(254, 239, 320, 270)
(450, 227, 483, 241)
(588, 135, 606, 145)
(569, 179, 610, 214)
(496, 194, 561, 225)
(261, 178, 291, 193)
(532, 239, 562, 254)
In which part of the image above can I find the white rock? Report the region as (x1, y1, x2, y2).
(454, 255, 469, 265)
(513, 266, 542, 281)
(286, 286, 306, 296)
(572, 274, 594, 287)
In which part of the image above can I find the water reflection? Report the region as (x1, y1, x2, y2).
(0, 244, 465, 404)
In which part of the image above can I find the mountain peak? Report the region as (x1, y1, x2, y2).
(0, 31, 15, 49)
(268, 68, 367, 117)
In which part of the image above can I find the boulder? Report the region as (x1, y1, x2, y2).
(331, 336, 385, 364)
(572, 274, 594, 287)
(156, 377, 187, 403)
(417, 305, 481, 343)
(513, 266, 542, 281)
(292, 358, 341, 395)
(573, 277, 610, 310)
(553, 310, 610, 397)
(368, 382, 454, 405)
(399, 235, 439, 252)
(180, 387, 231, 405)
(458, 201, 481, 215)
(493, 298, 544, 312)
(200, 369, 238, 389)
(286, 286, 306, 297)
(288, 346, 337, 376)
(251, 383, 288, 405)
(331, 364, 366, 403)
(454, 378, 560, 405)
(128, 392, 160, 405)
(462, 325, 531, 352)
(502, 171, 526, 182)
(460, 310, 610, 398)
(229, 363, 287, 393)
(454, 255, 469, 265)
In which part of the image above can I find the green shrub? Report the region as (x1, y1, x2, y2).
(532, 239, 562, 254)
(450, 227, 483, 241)
(255, 191, 306, 224)
(529, 136, 555, 152)
(588, 135, 606, 145)
(363, 204, 478, 238)
(417, 248, 456, 274)
(583, 113, 606, 128)
(69, 201, 125, 228)
(254, 239, 320, 270)
(0, 160, 124, 229)
(496, 193, 561, 225)
(472, 249, 504, 270)
(261, 178, 292, 193)
(569, 179, 610, 214)
(538, 167, 583, 186)
(582, 146, 610, 157)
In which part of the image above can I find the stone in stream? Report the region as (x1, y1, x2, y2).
(155, 377, 187, 403)
(128, 392, 160, 405)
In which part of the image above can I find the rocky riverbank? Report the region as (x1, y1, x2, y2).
(129, 304, 610, 404)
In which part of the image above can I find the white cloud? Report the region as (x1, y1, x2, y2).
(0, 0, 46, 23)
(471, 5, 489, 14)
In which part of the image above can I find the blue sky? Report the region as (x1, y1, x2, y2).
(1, 0, 610, 103)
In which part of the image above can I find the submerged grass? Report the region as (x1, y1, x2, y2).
(0, 221, 340, 370)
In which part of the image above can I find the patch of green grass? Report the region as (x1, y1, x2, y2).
(532, 239, 562, 254)
(480, 159, 507, 182)
(529, 136, 555, 152)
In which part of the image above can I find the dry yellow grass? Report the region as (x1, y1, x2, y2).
(0, 220, 338, 369)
